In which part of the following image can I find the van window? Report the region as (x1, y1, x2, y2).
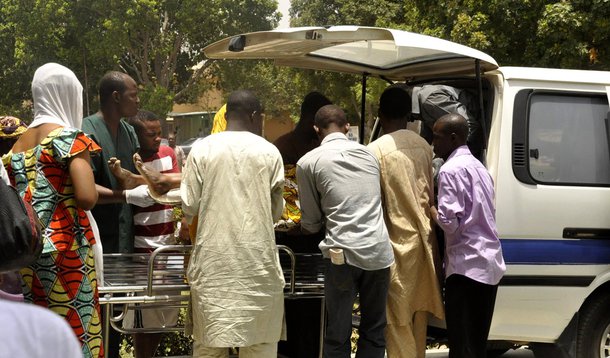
(527, 93, 610, 185)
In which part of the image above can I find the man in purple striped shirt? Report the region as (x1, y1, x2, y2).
(430, 113, 506, 358)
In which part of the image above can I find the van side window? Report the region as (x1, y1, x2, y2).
(527, 93, 610, 185)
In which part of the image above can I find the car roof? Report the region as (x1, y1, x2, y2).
(203, 26, 498, 81)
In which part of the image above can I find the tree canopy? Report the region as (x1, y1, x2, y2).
(0, 0, 279, 118)
(273, 0, 610, 133)
(1, 0, 609, 125)
(289, 0, 609, 69)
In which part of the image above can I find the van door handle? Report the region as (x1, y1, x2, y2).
(563, 228, 610, 240)
(529, 148, 539, 159)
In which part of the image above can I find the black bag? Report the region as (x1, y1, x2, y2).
(0, 179, 42, 272)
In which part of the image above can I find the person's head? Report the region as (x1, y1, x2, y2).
(98, 71, 139, 117)
(31, 63, 83, 129)
(167, 132, 176, 148)
(378, 86, 411, 133)
(128, 110, 162, 156)
(432, 113, 468, 160)
(313, 104, 349, 140)
(225, 90, 264, 135)
(300, 91, 332, 125)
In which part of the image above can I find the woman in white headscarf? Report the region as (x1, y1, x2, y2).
(1, 63, 104, 357)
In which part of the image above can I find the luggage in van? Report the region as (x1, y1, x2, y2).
(412, 84, 484, 159)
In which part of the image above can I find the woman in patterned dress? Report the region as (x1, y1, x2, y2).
(1, 63, 104, 357)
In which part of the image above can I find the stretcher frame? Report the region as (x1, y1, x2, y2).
(99, 244, 325, 358)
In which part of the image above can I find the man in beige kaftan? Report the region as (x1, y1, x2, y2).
(180, 90, 285, 357)
(368, 87, 444, 358)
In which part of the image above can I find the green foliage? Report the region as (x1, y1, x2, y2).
(286, 0, 610, 71)
(212, 59, 366, 124)
(138, 84, 175, 120)
(0, 0, 280, 116)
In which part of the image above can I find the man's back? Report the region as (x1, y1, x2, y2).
(181, 130, 285, 347)
(297, 132, 393, 271)
(368, 129, 444, 328)
(437, 145, 504, 285)
(184, 131, 284, 236)
(368, 129, 434, 230)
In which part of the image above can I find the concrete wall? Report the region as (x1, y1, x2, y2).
(169, 88, 296, 144)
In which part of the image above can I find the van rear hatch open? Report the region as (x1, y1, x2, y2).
(203, 26, 498, 81)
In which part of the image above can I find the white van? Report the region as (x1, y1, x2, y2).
(203, 26, 610, 358)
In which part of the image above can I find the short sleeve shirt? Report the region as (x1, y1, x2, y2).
(2, 127, 101, 253)
(82, 113, 140, 253)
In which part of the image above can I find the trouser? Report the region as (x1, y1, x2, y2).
(280, 299, 322, 357)
(102, 308, 122, 358)
(445, 274, 499, 358)
(192, 341, 277, 358)
(323, 260, 390, 358)
(276, 232, 324, 358)
(385, 311, 428, 358)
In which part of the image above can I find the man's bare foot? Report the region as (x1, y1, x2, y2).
(132, 153, 173, 195)
(108, 157, 143, 190)
(133, 153, 181, 205)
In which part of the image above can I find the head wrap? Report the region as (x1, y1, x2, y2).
(29, 63, 83, 129)
(0, 116, 27, 139)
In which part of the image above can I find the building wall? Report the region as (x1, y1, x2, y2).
(169, 87, 295, 144)
(264, 115, 294, 143)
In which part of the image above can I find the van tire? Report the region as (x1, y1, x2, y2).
(577, 292, 610, 358)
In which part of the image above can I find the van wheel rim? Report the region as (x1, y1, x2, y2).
(601, 321, 610, 358)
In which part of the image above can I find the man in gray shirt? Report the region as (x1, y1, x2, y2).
(297, 104, 394, 358)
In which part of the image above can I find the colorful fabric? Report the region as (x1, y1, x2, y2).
(2, 126, 103, 358)
(134, 145, 179, 249)
(20, 246, 102, 358)
(280, 165, 301, 224)
(0, 116, 27, 138)
(3, 127, 101, 253)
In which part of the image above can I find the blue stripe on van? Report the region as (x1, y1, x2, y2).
(501, 238, 610, 265)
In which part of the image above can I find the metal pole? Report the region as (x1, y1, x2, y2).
(475, 60, 488, 158)
(360, 73, 368, 144)
(104, 299, 110, 358)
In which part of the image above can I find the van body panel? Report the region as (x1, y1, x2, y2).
(493, 75, 610, 240)
(486, 70, 610, 344)
(491, 263, 609, 341)
(499, 66, 610, 85)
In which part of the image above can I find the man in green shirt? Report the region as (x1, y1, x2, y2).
(82, 71, 155, 254)
(82, 71, 156, 358)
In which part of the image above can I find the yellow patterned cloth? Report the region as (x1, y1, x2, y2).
(0, 116, 27, 139)
(281, 165, 301, 224)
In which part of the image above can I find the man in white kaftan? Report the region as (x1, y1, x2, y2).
(180, 90, 285, 357)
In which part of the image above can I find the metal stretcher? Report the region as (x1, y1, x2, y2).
(99, 244, 325, 358)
